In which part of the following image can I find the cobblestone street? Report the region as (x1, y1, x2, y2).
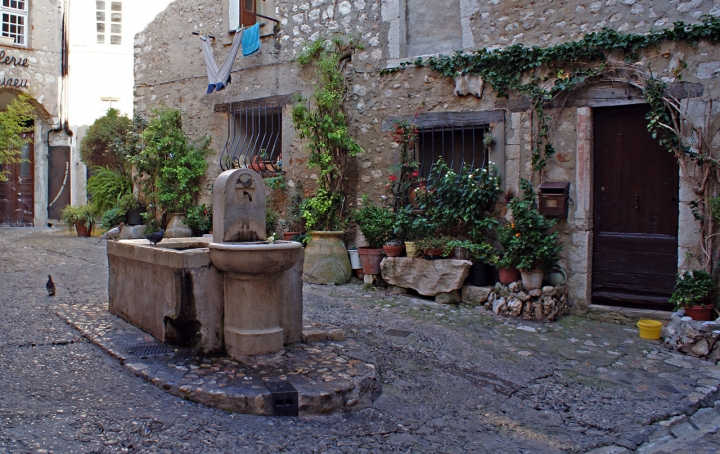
(2, 227, 720, 453)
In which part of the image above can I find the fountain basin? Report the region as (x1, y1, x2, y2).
(209, 241, 302, 274)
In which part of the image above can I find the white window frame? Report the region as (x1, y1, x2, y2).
(0, 0, 28, 47)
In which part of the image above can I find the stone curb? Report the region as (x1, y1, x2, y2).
(55, 303, 382, 416)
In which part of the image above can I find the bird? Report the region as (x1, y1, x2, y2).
(46, 275, 55, 296)
(99, 222, 124, 241)
(145, 229, 165, 247)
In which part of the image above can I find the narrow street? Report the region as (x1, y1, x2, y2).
(1, 227, 720, 453)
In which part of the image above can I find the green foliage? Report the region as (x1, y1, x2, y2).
(292, 37, 364, 230)
(133, 106, 212, 216)
(670, 269, 716, 309)
(353, 195, 395, 248)
(300, 187, 345, 231)
(418, 158, 501, 236)
(0, 92, 34, 182)
(86, 166, 132, 213)
(415, 235, 454, 256)
(80, 108, 134, 176)
(264, 174, 286, 190)
(709, 196, 720, 224)
(445, 239, 496, 264)
(185, 204, 213, 236)
(60, 205, 97, 231)
(387, 118, 421, 209)
(266, 207, 279, 236)
(393, 205, 432, 242)
(497, 180, 562, 270)
(101, 207, 125, 230)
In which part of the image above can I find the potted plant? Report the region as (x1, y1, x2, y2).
(497, 180, 562, 289)
(353, 195, 395, 275)
(132, 106, 212, 238)
(185, 204, 213, 236)
(670, 269, 716, 321)
(416, 235, 454, 259)
(393, 206, 433, 258)
(61, 205, 97, 237)
(291, 37, 363, 285)
(282, 185, 304, 241)
(383, 239, 405, 257)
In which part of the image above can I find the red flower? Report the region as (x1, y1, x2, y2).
(388, 175, 397, 182)
(411, 171, 419, 178)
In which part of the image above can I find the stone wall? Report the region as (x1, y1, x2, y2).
(134, 0, 720, 307)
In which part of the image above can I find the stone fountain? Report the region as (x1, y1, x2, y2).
(209, 169, 302, 358)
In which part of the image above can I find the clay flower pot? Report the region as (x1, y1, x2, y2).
(498, 266, 520, 285)
(382, 244, 405, 257)
(75, 221, 92, 237)
(685, 305, 714, 321)
(283, 231, 301, 241)
(358, 247, 385, 275)
(302, 231, 352, 284)
(520, 269, 544, 290)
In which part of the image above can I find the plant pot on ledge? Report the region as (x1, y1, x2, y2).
(358, 247, 385, 275)
(383, 243, 405, 257)
(498, 267, 520, 285)
(520, 269, 544, 290)
(75, 221, 92, 238)
(685, 305, 714, 321)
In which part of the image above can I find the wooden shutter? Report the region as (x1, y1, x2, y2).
(240, 0, 256, 27)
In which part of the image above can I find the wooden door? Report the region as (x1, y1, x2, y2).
(47, 146, 71, 220)
(0, 133, 34, 226)
(592, 105, 679, 308)
(240, 0, 256, 27)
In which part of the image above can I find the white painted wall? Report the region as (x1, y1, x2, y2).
(67, 0, 173, 206)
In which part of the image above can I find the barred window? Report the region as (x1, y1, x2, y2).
(1, 0, 28, 46)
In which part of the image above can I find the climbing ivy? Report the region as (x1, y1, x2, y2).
(383, 15, 720, 172)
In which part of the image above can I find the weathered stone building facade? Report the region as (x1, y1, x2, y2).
(0, 0, 73, 227)
(134, 0, 720, 310)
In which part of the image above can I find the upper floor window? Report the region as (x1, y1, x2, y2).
(1, 0, 28, 47)
(227, 0, 277, 37)
(97, 0, 122, 45)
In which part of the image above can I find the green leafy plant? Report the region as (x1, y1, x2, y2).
(393, 205, 432, 242)
(185, 204, 213, 236)
(264, 174, 286, 190)
(292, 37, 364, 230)
(101, 207, 125, 230)
(415, 235, 454, 256)
(266, 207, 279, 236)
(60, 205, 97, 231)
(0, 92, 34, 182)
(445, 239, 495, 263)
(86, 166, 133, 213)
(353, 195, 395, 248)
(133, 106, 212, 218)
(497, 180, 562, 270)
(670, 269, 716, 309)
(386, 116, 422, 210)
(80, 108, 135, 176)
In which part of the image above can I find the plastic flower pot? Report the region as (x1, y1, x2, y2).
(637, 319, 662, 340)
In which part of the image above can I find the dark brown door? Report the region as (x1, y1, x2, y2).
(0, 133, 34, 226)
(48, 146, 71, 220)
(592, 105, 679, 308)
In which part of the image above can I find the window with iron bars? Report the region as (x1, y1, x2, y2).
(416, 124, 490, 178)
(1, 0, 27, 47)
(220, 104, 283, 173)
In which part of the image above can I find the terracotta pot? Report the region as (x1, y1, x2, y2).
(498, 266, 520, 285)
(354, 269, 365, 279)
(302, 231, 352, 284)
(685, 305, 714, 321)
(423, 248, 444, 258)
(165, 213, 192, 238)
(520, 269, 544, 290)
(383, 244, 405, 257)
(75, 221, 92, 237)
(358, 247, 385, 275)
(283, 231, 302, 241)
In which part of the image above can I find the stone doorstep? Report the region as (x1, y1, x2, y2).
(585, 304, 673, 324)
(54, 304, 379, 416)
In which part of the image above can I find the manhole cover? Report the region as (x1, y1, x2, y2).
(383, 329, 411, 337)
(125, 342, 175, 356)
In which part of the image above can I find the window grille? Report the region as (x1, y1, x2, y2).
(1, 0, 27, 46)
(220, 104, 283, 173)
(416, 124, 490, 178)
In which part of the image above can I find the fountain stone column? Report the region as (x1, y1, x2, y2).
(209, 169, 302, 358)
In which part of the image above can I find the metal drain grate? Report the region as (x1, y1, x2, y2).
(125, 342, 175, 356)
(383, 329, 411, 338)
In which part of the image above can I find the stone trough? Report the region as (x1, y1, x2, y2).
(107, 237, 303, 355)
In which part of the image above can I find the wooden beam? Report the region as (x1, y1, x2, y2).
(381, 110, 505, 131)
(214, 94, 296, 113)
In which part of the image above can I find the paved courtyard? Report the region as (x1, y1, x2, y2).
(1, 227, 720, 453)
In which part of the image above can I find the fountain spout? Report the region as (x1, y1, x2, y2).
(243, 191, 252, 202)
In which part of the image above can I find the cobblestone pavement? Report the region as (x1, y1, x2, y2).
(2, 227, 720, 453)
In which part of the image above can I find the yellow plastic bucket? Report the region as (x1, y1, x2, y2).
(637, 319, 662, 340)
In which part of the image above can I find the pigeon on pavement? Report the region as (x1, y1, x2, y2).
(145, 229, 165, 247)
(46, 275, 55, 296)
(99, 222, 124, 241)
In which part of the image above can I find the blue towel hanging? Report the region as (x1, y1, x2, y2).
(242, 23, 260, 57)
